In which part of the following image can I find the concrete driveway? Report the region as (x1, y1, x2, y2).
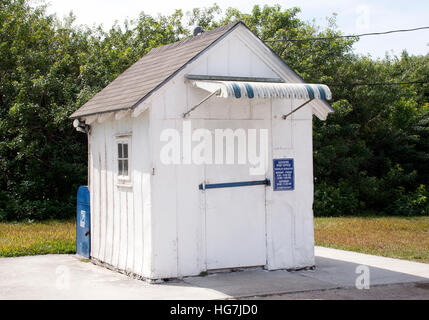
(1, 247, 428, 300)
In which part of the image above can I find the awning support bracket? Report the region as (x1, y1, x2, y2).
(282, 98, 314, 120)
(183, 89, 221, 118)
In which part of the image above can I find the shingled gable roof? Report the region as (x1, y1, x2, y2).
(70, 22, 241, 119)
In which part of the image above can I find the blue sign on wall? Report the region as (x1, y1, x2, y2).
(273, 159, 295, 191)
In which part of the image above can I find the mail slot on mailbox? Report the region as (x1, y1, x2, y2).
(76, 186, 90, 258)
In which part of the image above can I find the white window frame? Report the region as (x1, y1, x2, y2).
(115, 134, 132, 186)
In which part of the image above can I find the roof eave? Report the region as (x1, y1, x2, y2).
(311, 99, 335, 121)
(70, 22, 243, 120)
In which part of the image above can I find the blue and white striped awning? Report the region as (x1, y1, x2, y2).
(191, 80, 332, 100)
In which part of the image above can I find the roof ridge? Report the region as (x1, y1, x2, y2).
(146, 22, 241, 56)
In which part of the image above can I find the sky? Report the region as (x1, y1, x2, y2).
(39, 0, 429, 58)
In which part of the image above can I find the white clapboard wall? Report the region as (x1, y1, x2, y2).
(87, 24, 316, 279)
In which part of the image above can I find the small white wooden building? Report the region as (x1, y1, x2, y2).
(71, 22, 334, 280)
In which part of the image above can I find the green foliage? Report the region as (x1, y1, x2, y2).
(0, 1, 428, 220)
(0, 0, 189, 221)
(313, 54, 429, 216)
(0, 1, 87, 220)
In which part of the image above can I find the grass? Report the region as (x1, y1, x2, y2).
(0, 220, 76, 257)
(314, 216, 429, 264)
(0, 217, 428, 264)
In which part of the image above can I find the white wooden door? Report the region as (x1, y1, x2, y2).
(205, 164, 267, 270)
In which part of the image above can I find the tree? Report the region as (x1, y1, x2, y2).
(0, 1, 427, 220)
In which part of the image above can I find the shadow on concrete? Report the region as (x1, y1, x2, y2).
(178, 256, 429, 299)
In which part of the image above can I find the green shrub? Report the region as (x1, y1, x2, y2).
(314, 182, 360, 216)
(387, 185, 429, 216)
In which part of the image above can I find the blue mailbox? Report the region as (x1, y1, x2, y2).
(76, 186, 90, 258)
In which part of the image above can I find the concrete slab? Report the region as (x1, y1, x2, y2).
(309, 247, 429, 288)
(0, 255, 227, 300)
(0, 247, 428, 300)
(183, 269, 338, 298)
(316, 247, 429, 279)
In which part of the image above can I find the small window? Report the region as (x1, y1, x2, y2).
(117, 142, 129, 177)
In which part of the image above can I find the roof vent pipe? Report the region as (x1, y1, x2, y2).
(193, 26, 204, 37)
